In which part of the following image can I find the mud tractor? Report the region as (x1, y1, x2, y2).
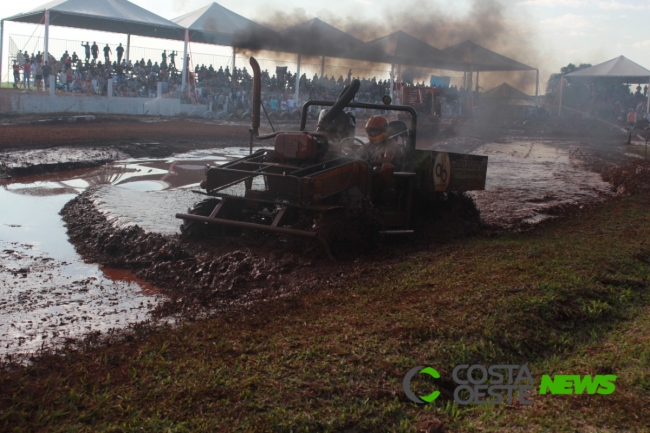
(176, 58, 488, 257)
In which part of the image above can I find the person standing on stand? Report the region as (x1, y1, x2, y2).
(91, 42, 99, 61)
(81, 42, 91, 62)
(169, 51, 176, 68)
(103, 44, 112, 65)
(42, 62, 52, 90)
(116, 43, 125, 64)
(23, 61, 32, 90)
(161, 50, 167, 69)
(12, 61, 22, 89)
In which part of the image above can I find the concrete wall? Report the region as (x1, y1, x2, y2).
(0, 91, 209, 117)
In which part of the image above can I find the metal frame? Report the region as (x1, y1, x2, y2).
(300, 100, 418, 151)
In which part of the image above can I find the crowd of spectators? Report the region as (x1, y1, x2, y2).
(10, 46, 184, 97)
(9, 45, 473, 118)
(587, 83, 649, 123)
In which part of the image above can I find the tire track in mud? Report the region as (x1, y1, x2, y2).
(469, 140, 613, 230)
(60, 188, 347, 320)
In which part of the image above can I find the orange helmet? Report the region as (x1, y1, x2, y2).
(365, 115, 388, 144)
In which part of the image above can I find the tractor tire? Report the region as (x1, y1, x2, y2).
(179, 198, 221, 239)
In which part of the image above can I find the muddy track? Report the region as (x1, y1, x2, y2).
(60, 189, 346, 319)
(59, 186, 487, 320)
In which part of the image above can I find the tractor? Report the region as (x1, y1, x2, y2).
(176, 57, 488, 258)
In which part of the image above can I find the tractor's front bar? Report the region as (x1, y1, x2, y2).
(174, 213, 319, 238)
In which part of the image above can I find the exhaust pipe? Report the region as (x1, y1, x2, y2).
(317, 79, 360, 132)
(250, 57, 261, 136)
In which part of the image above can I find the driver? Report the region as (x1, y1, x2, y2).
(318, 109, 357, 160)
(357, 115, 404, 170)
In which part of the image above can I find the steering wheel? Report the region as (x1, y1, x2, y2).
(339, 136, 368, 156)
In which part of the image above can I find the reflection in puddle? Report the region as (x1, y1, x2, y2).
(116, 180, 168, 192)
(100, 267, 161, 296)
(0, 147, 251, 358)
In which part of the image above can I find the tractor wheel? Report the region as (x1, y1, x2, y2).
(179, 198, 221, 239)
(314, 200, 382, 256)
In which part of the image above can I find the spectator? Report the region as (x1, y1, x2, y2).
(42, 62, 52, 89)
(116, 43, 125, 64)
(81, 42, 91, 62)
(91, 42, 99, 61)
(12, 61, 21, 89)
(23, 61, 32, 90)
(35, 63, 44, 91)
(103, 44, 112, 64)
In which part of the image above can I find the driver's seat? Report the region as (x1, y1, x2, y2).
(387, 120, 408, 144)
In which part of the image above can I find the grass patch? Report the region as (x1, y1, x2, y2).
(2, 193, 650, 432)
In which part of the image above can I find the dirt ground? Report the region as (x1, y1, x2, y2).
(0, 112, 644, 360)
(0, 114, 249, 150)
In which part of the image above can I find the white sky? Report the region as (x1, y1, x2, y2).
(1, 0, 649, 91)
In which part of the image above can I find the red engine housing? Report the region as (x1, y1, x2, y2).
(274, 132, 321, 161)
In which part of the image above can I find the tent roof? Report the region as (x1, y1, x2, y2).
(482, 82, 536, 106)
(565, 56, 650, 83)
(279, 18, 365, 58)
(363, 30, 464, 69)
(5, 0, 184, 40)
(172, 2, 278, 49)
(442, 40, 534, 72)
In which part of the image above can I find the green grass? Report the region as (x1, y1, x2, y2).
(2, 193, 650, 432)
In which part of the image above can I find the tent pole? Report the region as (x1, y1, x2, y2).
(390, 64, 394, 100)
(232, 47, 236, 71)
(44, 11, 50, 66)
(469, 64, 474, 109)
(395, 63, 404, 104)
(0, 20, 4, 84)
(126, 34, 130, 62)
(320, 56, 325, 78)
(558, 76, 564, 116)
(535, 69, 539, 98)
(181, 29, 189, 91)
(295, 53, 301, 104)
(647, 77, 650, 116)
(476, 71, 479, 92)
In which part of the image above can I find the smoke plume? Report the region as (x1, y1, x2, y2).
(251, 0, 540, 94)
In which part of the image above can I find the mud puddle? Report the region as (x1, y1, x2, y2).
(0, 147, 250, 359)
(1, 139, 617, 357)
(468, 140, 613, 229)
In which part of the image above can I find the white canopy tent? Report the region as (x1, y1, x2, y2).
(563, 56, 650, 115)
(172, 2, 279, 90)
(1, 0, 185, 88)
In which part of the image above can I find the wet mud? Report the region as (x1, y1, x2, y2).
(0, 113, 639, 360)
(0, 185, 157, 359)
(62, 192, 330, 319)
(468, 140, 613, 229)
(0, 148, 251, 359)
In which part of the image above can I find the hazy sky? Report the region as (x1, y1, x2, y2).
(1, 0, 649, 91)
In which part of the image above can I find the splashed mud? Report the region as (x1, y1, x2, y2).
(0, 114, 633, 360)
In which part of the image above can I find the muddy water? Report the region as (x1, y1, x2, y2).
(0, 147, 249, 358)
(467, 140, 612, 229)
(1, 140, 612, 357)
